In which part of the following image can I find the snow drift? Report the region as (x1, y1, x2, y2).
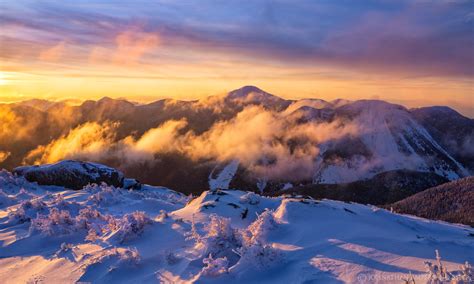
(0, 167, 472, 283)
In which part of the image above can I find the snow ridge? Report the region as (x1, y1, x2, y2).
(0, 171, 472, 283)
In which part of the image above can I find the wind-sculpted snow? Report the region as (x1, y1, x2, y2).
(0, 172, 472, 283)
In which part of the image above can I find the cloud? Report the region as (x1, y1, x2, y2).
(183, 106, 359, 180)
(113, 28, 160, 65)
(23, 118, 188, 166)
(25, 121, 118, 164)
(24, 105, 359, 181)
(0, 107, 20, 139)
(0, 151, 10, 163)
(0, 105, 42, 142)
(2, 0, 473, 77)
(88, 46, 109, 64)
(87, 27, 160, 65)
(18, 96, 468, 183)
(119, 119, 188, 163)
(39, 41, 66, 62)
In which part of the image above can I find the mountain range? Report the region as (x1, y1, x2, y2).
(1, 86, 472, 196)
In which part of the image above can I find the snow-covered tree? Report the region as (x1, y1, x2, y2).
(193, 214, 239, 258)
(232, 209, 282, 269)
(201, 254, 229, 276)
(8, 199, 48, 223)
(111, 211, 152, 243)
(30, 208, 77, 236)
(117, 247, 141, 265)
(239, 192, 260, 205)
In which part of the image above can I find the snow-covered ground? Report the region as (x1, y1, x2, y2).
(0, 170, 472, 283)
(209, 160, 239, 191)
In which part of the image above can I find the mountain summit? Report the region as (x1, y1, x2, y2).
(226, 85, 285, 103)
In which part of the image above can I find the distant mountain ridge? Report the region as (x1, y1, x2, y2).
(1, 86, 472, 194)
(268, 170, 449, 205)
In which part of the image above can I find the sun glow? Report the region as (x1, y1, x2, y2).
(0, 72, 8, 85)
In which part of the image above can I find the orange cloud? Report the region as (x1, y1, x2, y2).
(39, 41, 66, 62)
(25, 121, 118, 164)
(120, 119, 188, 163)
(113, 29, 160, 65)
(0, 151, 10, 163)
(0, 105, 41, 142)
(182, 106, 359, 180)
(22, 103, 363, 180)
(88, 46, 109, 64)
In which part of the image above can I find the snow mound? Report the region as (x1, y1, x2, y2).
(0, 171, 472, 283)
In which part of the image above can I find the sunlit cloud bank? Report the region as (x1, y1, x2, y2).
(25, 122, 118, 164)
(23, 105, 359, 181)
(0, 105, 42, 141)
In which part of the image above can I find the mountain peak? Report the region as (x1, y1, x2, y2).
(226, 85, 284, 103)
(95, 96, 135, 107)
(97, 96, 118, 103)
(230, 85, 265, 94)
(17, 99, 57, 111)
(227, 85, 268, 98)
(412, 106, 462, 117)
(338, 99, 407, 116)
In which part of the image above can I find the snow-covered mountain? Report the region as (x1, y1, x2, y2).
(226, 85, 285, 105)
(411, 106, 474, 173)
(312, 100, 469, 184)
(0, 86, 471, 194)
(0, 166, 472, 283)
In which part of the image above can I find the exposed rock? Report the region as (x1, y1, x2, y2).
(14, 160, 124, 190)
(123, 178, 142, 190)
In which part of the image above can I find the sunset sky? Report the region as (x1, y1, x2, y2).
(0, 0, 473, 116)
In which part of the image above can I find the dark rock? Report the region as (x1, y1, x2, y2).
(14, 160, 124, 190)
(123, 178, 142, 190)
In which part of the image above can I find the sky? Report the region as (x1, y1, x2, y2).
(0, 0, 473, 116)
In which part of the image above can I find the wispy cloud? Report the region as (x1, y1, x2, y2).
(39, 41, 66, 62)
(2, 0, 472, 76)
